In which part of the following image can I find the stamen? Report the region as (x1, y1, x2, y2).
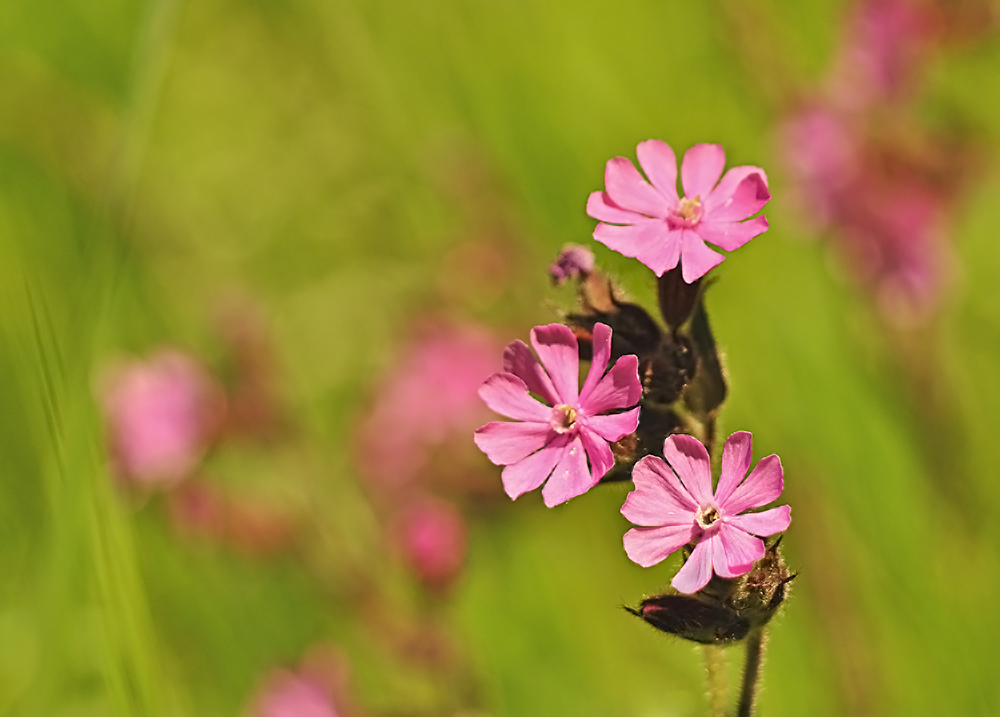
(676, 195, 702, 221)
(697, 505, 720, 529)
(552, 404, 578, 432)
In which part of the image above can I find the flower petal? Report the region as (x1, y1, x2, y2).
(622, 454, 698, 526)
(580, 354, 641, 415)
(714, 431, 753, 505)
(578, 426, 614, 482)
(530, 324, 580, 405)
(473, 421, 552, 465)
(727, 505, 791, 537)
(636, 140, 680, 206)
(663, 434, 714, 506)
(720, 454, 784, 515)
(593, 220, 680, 277)
(500, 436, 568, 500)
(623, 524, 697, 567)
(586, 191, 642, 224)
(579, 322, 612, 402)
(541, 434, 594, 506)
(502, 340, 559, 405)
(695, 216, 769, 252)
(680, 144, 725, 199)
(702, 173, 770, 223)
(604, 156, 672, 217)
(585, 407, 640, 442)
(713, 523, 764, 578)
(478, 373, 552, 422)
(703, 165, 769, 214)
(671, 538, 713, 594)
(680, 231, 725, 283)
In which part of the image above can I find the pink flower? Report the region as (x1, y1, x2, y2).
(253, 671, 339, 717)
(549, 244, 595, 285)
(587, 141, 771, 283)
(621, 432, 791, 594)
(358, 323, 499, 490)
(99, 350, 224, 487)
(474, 322, 641, 507)
(392, 498, 467, 589)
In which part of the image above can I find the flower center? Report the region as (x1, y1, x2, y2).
(551, 404, 578, 433)
(696, 505, 720, 529)
(676, 195, 702, 221)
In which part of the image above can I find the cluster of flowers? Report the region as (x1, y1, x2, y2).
(779, 0, 989, 324)
(474, 141, 792, 600)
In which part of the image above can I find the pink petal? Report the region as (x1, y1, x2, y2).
(579, 322, 612, 402)
(671, 537, 713, 594)
(720, 454, 784, 515)
(501, 437, 568, 500)
(680, 231, 725, 283)
(578, 427, 614, 482)
(680, 144, 725, 199)
(479, 373, 552, 422)
(623, 524, 697, 567)
(663, 434, 714, 506)
(703, 165, 769, 213)
(712, 523, 765, 578)
(714, 431, 753, 506)
(694, 216, 769, 252)
(585, 407, 640, 442)
(530, 324, 580, 405)
(502, 340, 559, 405)
(727, 505, 791, 536)
(604, 157, 672, 218)
(580, 354, 641, 415)
(473, 421, 552, 465)
(593, 220, 679, 277)
(541, 434, 594, 506)
(636, 140, 680, 206)
(586, 191, 642, 224)
(702, 173, 770, 224)
(622, 454, 698, 526)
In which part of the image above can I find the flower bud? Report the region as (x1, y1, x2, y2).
(627, 540, 794, 645)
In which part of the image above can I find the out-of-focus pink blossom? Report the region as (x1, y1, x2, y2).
(587, 140, 771, 283)
(474, 323, 641, 507)
(253, 670, 339, 717)
(100, 351, 225, 487)
(393, 498, 467, 589)
(550, 244, 595, 285)
(779, 108, 860, 228)
(828, 0, 935, 110)
(621, 432, 790, 594)
(358, 324, 500, 490)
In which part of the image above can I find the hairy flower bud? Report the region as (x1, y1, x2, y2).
(626, 539, 794, 645)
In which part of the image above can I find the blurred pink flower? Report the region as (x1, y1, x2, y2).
(474, 322, 641, 507)
(779, 107, 860, 228)
(253, 670, 339, 717)
(550, 244, 595, 285)
(358, 324, 499, 490)
(828, 0, 934, 109)
(393, 498, 467, 589)
(587, 140, 771, 282)
(621, 432, 790, 594)
(100, 350, 224, 487)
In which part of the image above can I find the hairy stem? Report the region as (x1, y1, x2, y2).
(736, 629, 767, 717)
(703, 645, 727, 717)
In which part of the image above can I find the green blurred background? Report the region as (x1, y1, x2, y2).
(3, 0, 1000, 715)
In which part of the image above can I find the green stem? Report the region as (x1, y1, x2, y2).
(703, 645, 727, 717)
(736, 629, 767, 717)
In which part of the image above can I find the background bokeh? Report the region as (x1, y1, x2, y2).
(3, 0, 1000, 715)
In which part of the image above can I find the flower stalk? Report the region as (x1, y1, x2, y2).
(703, 645, 727, 717)
(736, 629, 767, 717)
